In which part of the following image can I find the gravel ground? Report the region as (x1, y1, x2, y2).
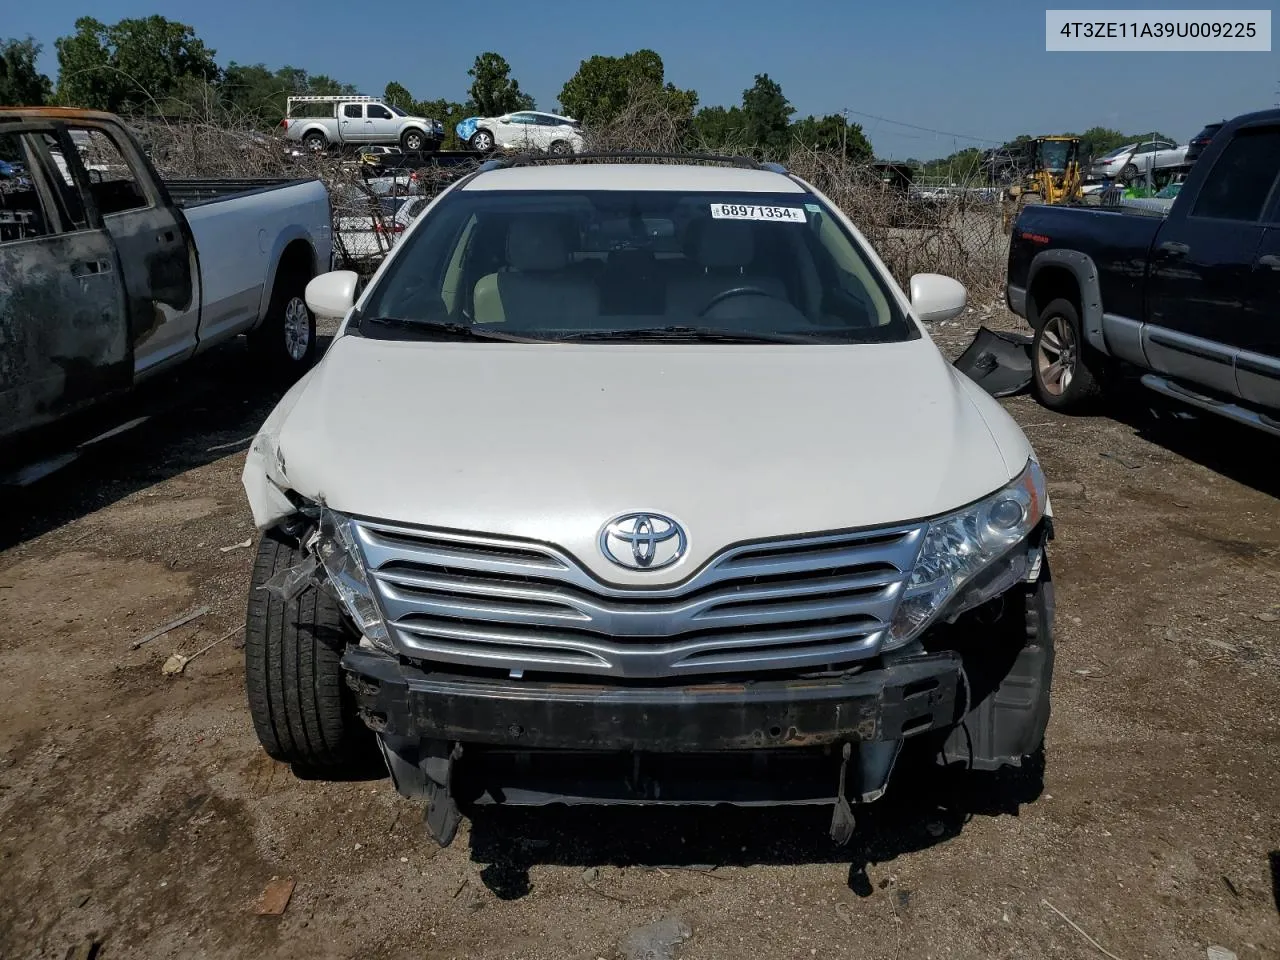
(1, 312, 1277, 960)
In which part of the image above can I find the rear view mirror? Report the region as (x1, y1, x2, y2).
(306, 270, 360, 319)
(909, 273, 967, 324)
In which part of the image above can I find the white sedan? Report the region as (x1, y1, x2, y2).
(1089, 139, 1188, 182)
(457, 111, 584, 155)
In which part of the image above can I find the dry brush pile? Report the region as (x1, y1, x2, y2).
(126, 99, 1008, 296)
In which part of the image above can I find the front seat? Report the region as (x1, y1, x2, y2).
(666, 218, 789, 317)
(473, 217, 599, 325)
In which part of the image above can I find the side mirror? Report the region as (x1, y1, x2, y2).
(306, 270, 360, 319)
(909, 273, 967, 324)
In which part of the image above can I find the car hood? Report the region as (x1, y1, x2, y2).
(246, 334, 1031, 586)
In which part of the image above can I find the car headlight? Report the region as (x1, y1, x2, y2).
(885, 460, 1047, 649)
(310, 508, 393, 653)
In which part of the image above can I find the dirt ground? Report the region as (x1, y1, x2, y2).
(2, 308, 1277, 960)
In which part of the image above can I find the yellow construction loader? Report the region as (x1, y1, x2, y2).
(1009, 136, 1083, 205)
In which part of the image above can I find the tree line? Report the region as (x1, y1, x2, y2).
(1, 16, 872, 160)
(2, 15, 1171, 168)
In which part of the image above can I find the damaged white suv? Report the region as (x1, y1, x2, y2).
(241, 155, 1055, 847)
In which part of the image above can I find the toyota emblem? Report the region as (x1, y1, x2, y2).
(599, 513, 687, 570)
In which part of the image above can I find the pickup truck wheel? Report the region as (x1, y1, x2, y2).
(1031, 299, 1101, 411)
(245, 530, 370, 770)
(401, 130, 427, 152)
(249, 274, 316, 377)
(470, 130, 494, 152)
(303, 131, 328, 152)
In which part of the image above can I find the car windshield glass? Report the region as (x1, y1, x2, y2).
(1099, 145, 1133, 160)
(388, 104, 407, 117)
(358, 188, 916, 344)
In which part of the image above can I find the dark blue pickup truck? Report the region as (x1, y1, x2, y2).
(1006, 109, 1280, 435)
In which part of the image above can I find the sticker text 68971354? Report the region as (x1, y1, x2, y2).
(709, 203, 807, 223)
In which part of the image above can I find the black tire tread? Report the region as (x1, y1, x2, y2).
(245, 531, 364, 768)
(247, 268, 315, 376)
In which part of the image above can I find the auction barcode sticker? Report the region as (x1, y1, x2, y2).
(1046, 10, 1271, 51)
(710, 204, 806, 223)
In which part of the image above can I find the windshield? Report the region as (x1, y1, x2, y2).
(358, 189, 915, 344)
(1038, 141, 1071, 173)
(388, 104, 407, 117)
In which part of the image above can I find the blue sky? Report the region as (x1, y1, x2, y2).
(8, 0, 1274, 158)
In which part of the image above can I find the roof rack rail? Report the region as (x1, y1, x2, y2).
(474, 150, 788, 173)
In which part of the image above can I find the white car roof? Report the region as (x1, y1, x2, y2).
(462, 163, 806, 193)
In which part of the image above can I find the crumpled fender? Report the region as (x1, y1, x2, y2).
(241, 367, 320, 529)
(953, 326, 1033, 398)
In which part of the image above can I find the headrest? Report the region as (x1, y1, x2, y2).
(694, 218, 755, 269)
(507, 217, 568, 271)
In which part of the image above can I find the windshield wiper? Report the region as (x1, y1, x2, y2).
(361, 316, 544, 343)
(561, 325, 818, 344)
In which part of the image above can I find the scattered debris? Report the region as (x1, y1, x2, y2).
(207, 435, 255, 453)
(1207, 948, 1238, 960)
(1254, 612, 1278, 623)
(1220, 876, 1240, 898)
(953, 326, 1033, 397)
(253, 876, 296, 916)
(451, 877, 468, 899)
(63, 934, 102, 960)
(1042, 898, 1126, 960)
(161, 624, 244, 676)
(1099, 452, 1142, 470)
(619, 915, 691, 960)
(1199, 637, 1239, 654)
(220, 539, 253, 553)
(74, 892, 91, 908)
(130, 606, 211, 650)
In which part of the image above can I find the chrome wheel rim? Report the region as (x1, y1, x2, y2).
(405, 133, 422, 150)
(1036, 315, 1076, 396)
(474, 132, 492, 151)
(283, 296, 311, 361)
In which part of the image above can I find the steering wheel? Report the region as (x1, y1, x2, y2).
(697, 286, 783, 316)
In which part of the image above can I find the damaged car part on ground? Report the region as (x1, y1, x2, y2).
(240, 152, 1057, 848)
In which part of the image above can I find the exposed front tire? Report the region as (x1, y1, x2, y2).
(302, 131, 328, 152)
(1119, 162, 1138, 184)
(245, 530, 370, 770)
(401, 129, 428, 152)
(549, 139, 572, 156)
(469, 129, 494, 152)
(1031, 297, 1102, 412)
(248, 266, 317, 378)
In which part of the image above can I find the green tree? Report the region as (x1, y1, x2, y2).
(790, 114, 872, 161)
(415, 96, 469, 148)
(740, 73, 793, 157)
(467, 52, 534, 117)
(558, 49, 696, 126)
(54, 15, 219, 113)
(690, 105, 746, 150)
(383, 81, 414, 111)
(217, 64, 354, 124)
(0, 37, 53, 106)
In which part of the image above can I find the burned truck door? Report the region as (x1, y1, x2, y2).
(0, 123, 130, 445)
(59, 122, 197, 379)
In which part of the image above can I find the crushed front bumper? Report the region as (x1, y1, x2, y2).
(342, 649, 962, 752)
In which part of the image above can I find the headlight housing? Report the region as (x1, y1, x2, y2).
(885, 460, 1048, 649)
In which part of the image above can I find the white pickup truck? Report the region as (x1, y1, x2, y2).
(283, 96, 444, 153)
(0, 108, 333, 473)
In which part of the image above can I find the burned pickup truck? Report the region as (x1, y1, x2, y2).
(0, 108, 332, 480)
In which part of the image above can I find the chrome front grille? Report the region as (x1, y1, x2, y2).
(356, 520, 924, 679)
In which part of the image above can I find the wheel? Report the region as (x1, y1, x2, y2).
(1119, 162, 1138, 184)
(248, 267, 316, 378)
(1031, 298, 1102, 412)
(469, 129, 494, 152)
(302, 130, 328, 152)
(245, 529, 370, 770)
(401, 129, 427, 152)
(549, 139, 572, 156)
